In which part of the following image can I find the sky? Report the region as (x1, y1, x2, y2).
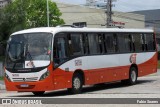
(53, 0, 160, 12)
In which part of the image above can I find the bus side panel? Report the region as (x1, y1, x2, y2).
(84, 66, 129, 85)
(138, 52, 157, 77)
(53, 68, 73, 90)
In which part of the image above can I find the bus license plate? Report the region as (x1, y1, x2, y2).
(20, 84, 29, 87)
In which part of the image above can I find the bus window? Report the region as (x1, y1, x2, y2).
(132, 34, 143, 52)
(88, 33, 100, 54)
(98, 34, 105, 53)
(83, 34, 89, 54)
(104, 33, 118, 53)
(70, 33, 84, 56)
(118, 33, 132, 53)
(144, 33, 155, 51)
(54, 34, 69, 67)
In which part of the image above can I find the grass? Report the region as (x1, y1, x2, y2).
(0, 77, 4, 80)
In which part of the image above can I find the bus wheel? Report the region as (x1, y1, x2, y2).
(129, 67, 137, 85)
(70, 73, 83, 94)
(121, 67, 137, 85)
(32, 91, 45, 96)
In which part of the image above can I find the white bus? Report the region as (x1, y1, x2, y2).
(4, 26, 157, 95)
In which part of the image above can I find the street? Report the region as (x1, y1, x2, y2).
(0, 71, 160, 107)
(0, 72, 160, 98)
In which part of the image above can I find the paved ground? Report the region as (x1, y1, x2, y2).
(0, 62, 3, 77)
(1, 75, 160, 98)
(0, 70, 160, 106)
(0, 81, 4, 85)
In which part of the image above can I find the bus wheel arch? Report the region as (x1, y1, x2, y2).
(121, 64, 138, 85)
(73, 70, 85, 85)
(68, 70, 85, 94)
(129, 65, 138, 85)
(130, 64, 138, 77)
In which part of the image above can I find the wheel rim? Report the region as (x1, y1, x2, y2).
(73, 77, 81, 90)
(131, 70, 136, 82)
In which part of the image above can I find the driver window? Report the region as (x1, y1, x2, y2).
(53, 34, 68, 67)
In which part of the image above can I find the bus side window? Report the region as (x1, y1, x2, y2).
(88, 33, 100, 54)
(98, 34, 105, 53)
(53, 34, 69, 67)
(118, 33, 132, 53)
(144, 33, 156, 51)
(70, 33, 84, 56)
(83, 34, 89, 54)
(132, 33, 143, 52)
(141, 34, 145, 51)
(104, 33, 117, 53)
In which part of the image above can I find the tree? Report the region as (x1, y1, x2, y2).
(0, 0, 65, 44)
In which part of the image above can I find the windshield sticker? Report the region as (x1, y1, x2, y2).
(26, 61, 35, 68)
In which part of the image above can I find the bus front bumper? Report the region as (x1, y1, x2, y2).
(4, 78, 54, 92)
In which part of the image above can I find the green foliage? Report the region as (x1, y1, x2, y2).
(0, 77, 3, 80)
(0, 0, 64, 44)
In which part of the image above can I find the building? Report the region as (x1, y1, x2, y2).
(132, 9, 160, 51)
(0, 0, 11, 9)
(56, 3, 145, 28)
(132, 9, 160, 36)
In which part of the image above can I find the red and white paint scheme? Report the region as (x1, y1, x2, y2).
(4, 26, 158, 95)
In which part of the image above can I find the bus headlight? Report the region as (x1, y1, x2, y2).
(4, 73, 11, 82)
(39, 71, 50, 81)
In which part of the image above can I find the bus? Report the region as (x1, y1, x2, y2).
(4, 26, 157, 95)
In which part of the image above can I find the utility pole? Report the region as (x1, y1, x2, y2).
(47, 0, 49, 27)
(106, 0, 115, 28)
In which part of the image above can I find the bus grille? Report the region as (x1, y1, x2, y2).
(12, 77, 39, 82)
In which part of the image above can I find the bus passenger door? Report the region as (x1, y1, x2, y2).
(53, 33, 70, 89)
(117, 33, 132, 80)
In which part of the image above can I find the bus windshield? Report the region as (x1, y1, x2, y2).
(6, 33, 52, 69)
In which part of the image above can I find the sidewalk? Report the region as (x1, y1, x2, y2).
(0, 62, 3, 77)
(0, 80, 5, 90)
(0, 61, 5, 90)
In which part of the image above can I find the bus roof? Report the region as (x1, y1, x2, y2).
(11, 27, 154, 36)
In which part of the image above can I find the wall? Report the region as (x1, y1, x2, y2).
(57, 3, 145, 28)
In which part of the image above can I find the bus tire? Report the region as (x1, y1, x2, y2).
(70, 73, 83, 94)
(129, 67, 137, 85)
(121, 67, 137, 85)
(32, 91, 45, 96)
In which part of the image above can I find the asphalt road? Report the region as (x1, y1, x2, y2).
(0, 71, 160, 106)
(0, 62, 3, 77)
(0, 81, 3, 85)
(0, 72, 160, 98)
